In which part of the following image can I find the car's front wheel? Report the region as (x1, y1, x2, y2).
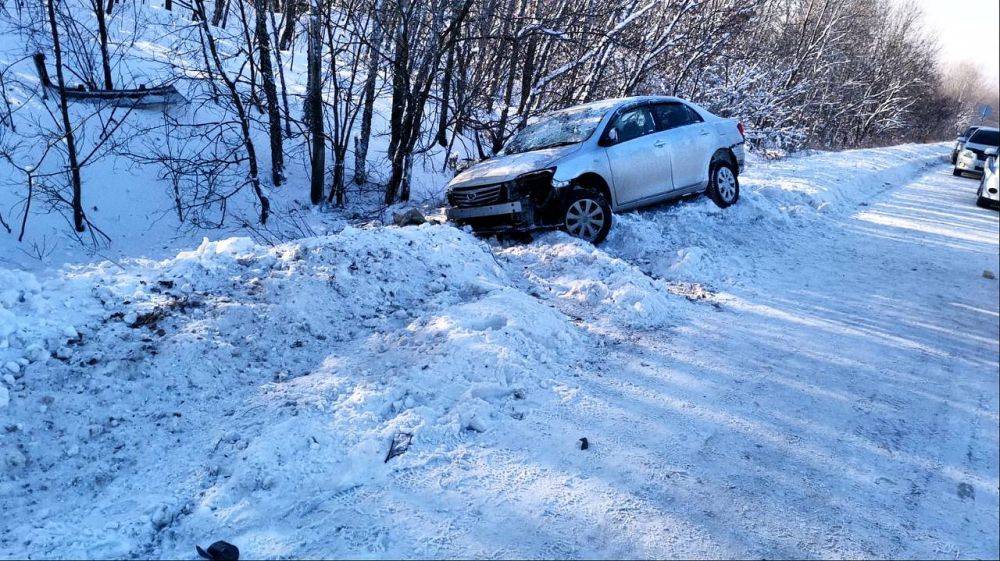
(953, 168, 962, 176)
(976, 185, 991, 208)
(562, 188, 612, 244)
(707, 161, 739, 208)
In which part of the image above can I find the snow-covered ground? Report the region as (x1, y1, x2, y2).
(1, 144, 998, 558)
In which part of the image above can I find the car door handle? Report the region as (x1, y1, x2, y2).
(699, 130, 711, 136)
(653, 140, 667, 147)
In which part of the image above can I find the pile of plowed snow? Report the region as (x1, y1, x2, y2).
(0, 225, 593, 557)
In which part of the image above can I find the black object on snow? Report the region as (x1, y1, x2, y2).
(196, 540, 240, 561)
(579, 437, 589, 450)
(384, 431, 413, 463)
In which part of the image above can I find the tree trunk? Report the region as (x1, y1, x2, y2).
(268, 7, 293, 135)
(436, 41, 455, 147)
(353, 6, 381, 185)
(93, 0, 113, 89)
(385, 22, 409, 204)
(211, 0, 226, 26)
(254, 0, 283, 186)
(278, 0, 296, 50)
(306, 0, 325, 204)
(328, 147, 346, 205)
(46, 0, 85, 232)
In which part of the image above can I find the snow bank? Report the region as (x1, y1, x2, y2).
(605, 143, 947, 282)
(501, 232, 681, 330)
(0, 223, 589, 557)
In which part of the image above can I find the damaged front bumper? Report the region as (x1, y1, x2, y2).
(446, 198, 542, 234)
(445, 171, 562, 235)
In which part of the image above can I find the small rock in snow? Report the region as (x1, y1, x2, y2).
(579, 437, 589, 450)
(2, 446, 25, 468)
(983, 270, 996, 280)
(150, 505, 173, 530)
(392, 208, 427, 227)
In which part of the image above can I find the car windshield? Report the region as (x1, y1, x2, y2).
(969, 129, 999, 146)
(503, 105, 608, 155)
(963, 127, 978, 137)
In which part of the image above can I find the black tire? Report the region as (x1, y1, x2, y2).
(951, 153, 958, 165)
(953, 168, 962, 176)
(562, 188, 612, 244)
(707, 160, 740, 208)
(976, 197, 990, 208)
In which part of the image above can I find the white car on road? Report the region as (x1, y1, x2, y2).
(977, 156, 999, 209)
(445, 96, 746, 243)
(954, 126, 999, 178)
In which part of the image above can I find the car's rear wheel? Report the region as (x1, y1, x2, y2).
(707, 161, 739, 208)
(563, 188, 612, 244)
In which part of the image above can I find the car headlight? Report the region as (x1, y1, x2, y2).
(961, 149, 975, 159)
(514, 168, 557, 190)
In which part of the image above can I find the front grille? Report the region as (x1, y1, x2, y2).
(448, 183, 505, 208)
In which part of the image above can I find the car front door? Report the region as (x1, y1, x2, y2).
(604, 106, 672, 206)
(652, 102, 714, 190)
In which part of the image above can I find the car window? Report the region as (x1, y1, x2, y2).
(685, 105, 704, 124)
(610, 107, 655, 143)
(963, 127, 978, 137)
(652, 103, 702, 130)
(969, 129, 999, 146)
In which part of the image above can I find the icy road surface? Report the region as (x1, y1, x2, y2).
(1, 147, 998, 558)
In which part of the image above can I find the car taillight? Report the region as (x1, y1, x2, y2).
(737, 122, 746, 138)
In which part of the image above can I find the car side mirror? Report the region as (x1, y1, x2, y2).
(606, 128, 619, 145)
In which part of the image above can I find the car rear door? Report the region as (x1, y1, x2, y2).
(651, 102, 714, 190)
(604, 105, 672, 205)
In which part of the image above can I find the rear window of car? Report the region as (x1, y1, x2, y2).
(969, 129, 999, 146)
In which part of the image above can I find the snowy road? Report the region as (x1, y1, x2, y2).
(495, 164, 1000, 558)
(1, 149, 998, 559)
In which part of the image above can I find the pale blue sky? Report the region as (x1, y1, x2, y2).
(906, 0, 999, 83)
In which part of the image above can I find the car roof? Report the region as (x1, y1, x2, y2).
(550, 95, 690, 116)
(972, 126, 999, 133)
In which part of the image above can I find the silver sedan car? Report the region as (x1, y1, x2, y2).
(445, 96, 746, 243)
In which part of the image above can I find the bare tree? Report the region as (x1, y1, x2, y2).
(194, 0, 270, 224)
(254, 0, 284, 185)
(306, 0, 325, 204)
(45, 0, 85, 232)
